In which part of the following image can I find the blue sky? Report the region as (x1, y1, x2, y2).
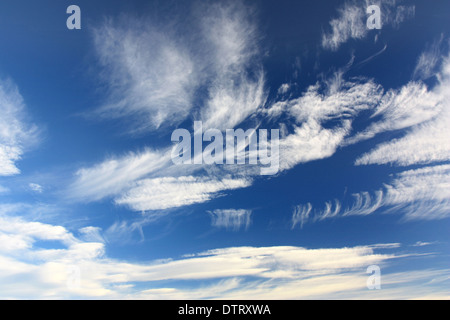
(0, 0, 449, 299)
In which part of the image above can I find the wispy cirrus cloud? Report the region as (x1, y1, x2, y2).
(78, 226, 105, 244)
(356, 54, 450, 166)
(279, 120, 351, 172)
(270, 76, 383, 171)
(115, 176, 251, 211)
(355, 105, 450, 167)
(322, 0, 415, 51)
(384, 165, 450, 220)
(413, 35, 445, 80)
(67, 148, 171, 202)
(198, 2, 267, 130)
(413, 241, 437, 247)
(346, 81, 443, 146)
(0, 78, 38, 176)
(291, 203, 312, 229)
(322, 1, 367, 51)
(208, 209, 252, 231)
(92, 18, 197, 133)
(28, 183, 43, 194)
(293, 164, 450, 226)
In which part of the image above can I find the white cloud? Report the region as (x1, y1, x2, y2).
(322, 2, 367, 51)
(343, 190, 384, 217)
(0, 78, 38, 176)
(293, 164, 450, 226)
(413, 35, 444, 80)
(291, 203, 312, 229)
(413, 241, 436, 247)
(208, 209, 252, 231)
(279, 120, 351, 172)
(0, 146, 21, 176)
(199, 2, 267, 130)
(202, 70, 266, 130)
(79, 226, 105, 244)
(322, 0, 415, 51)
(355, 55, 450, 166)
(0, 214, 78, 253)
(384, 164, 450, 220)
(115, 176, 251, 211)
(68, 148, 171, 202)
(347, 82, 442, 146)
(356, 110, 450, 167)
(92, 18, 197, 132)
(103, 218, 153, 244)
(135, 268, 450, 300)
(283, 79, 383, 123)
(29, 183, 43, 194)
(272, 77, 382, 172)
(277, 83, 291, 96)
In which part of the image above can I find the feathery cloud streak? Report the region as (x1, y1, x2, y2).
(0, 78, 38, 176)
(322, 0, 415, 51)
